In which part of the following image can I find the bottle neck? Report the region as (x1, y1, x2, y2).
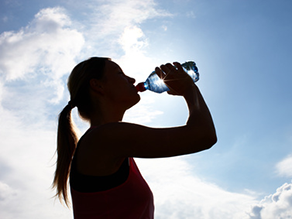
(135, 82, 146, 92)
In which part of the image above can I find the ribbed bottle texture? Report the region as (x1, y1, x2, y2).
(136, 61, 199, 93)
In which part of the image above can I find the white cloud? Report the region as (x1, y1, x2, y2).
(115, 25, 168, 125)
(247, 182, 292, 219)
(0, 7, 84, 217)
(116, 26, 156, 82)
(0, 182, 16, 201)
(78, 0, 172, 57)
(0, 7, 84, 103)
(136, 157, 257, 219)
(0, 97, 69, 218)
(276, 154, 292, 177)
(124, 96, 164, 124)
(87, 0, 171, 37)
(119, 26, 148, 53)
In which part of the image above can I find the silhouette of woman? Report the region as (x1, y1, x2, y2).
(53, 57, 217, 218)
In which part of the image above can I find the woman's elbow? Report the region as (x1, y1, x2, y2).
(202, 131, 217, 150)
(206, 125, 217, 147)
(208, 134, 217, 149)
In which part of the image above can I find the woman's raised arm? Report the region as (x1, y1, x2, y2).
(87, 62, 217, 158)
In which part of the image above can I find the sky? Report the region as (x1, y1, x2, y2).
(0, 0, 292, 218)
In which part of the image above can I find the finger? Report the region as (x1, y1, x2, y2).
(155, 67, 165, 79)
(161, 63, 175, 75)
(165, 63, 176, 72)
(173, 62, 183, 71)
(165, 63, 175, 69)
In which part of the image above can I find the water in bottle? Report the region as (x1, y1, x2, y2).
(136, 61, 199, 93)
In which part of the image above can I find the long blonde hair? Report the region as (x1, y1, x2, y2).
(52, 57, 110, 206)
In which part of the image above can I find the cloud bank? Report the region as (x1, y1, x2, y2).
(247, 182, 292, 219)
(0, 7, 84, 104)
(137, 157, 257, 219)
(0, 7, 84, 219)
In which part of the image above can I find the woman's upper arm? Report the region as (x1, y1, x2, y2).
(97, 122, 216, 159)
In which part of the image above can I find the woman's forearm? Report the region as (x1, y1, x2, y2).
(184, 84, 217, 143)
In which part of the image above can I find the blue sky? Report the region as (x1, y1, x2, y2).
(0, 0, 292, 218)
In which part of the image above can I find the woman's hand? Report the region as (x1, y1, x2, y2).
(155, 62, 195, 96)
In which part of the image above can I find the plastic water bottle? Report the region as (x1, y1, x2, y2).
(136, 61, 199, 93)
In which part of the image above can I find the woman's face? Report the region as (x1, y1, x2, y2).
(101, 60, 140, 109)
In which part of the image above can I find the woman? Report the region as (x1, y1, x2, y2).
(53, 57, 217, 218)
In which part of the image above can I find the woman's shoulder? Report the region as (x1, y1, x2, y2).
(86, 122, 145, 140)
(75, 124, 127, 175)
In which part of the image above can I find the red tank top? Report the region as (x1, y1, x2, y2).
(71, 158, 154, 219)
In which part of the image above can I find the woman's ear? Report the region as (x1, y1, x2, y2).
(90, 79, 104, 95)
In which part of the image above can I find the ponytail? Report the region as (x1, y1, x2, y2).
(52, 57, 110, 206)
(53, 103, 78, 206)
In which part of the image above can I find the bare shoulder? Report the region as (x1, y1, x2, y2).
(74, 125, 127, 176)
(88, 122, 154, 144)
(81, 122, 157, 156)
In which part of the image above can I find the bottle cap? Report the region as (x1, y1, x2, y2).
(135, 82, 146, 92)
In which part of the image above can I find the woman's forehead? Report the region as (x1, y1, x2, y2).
(105, 60, 122, 71)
